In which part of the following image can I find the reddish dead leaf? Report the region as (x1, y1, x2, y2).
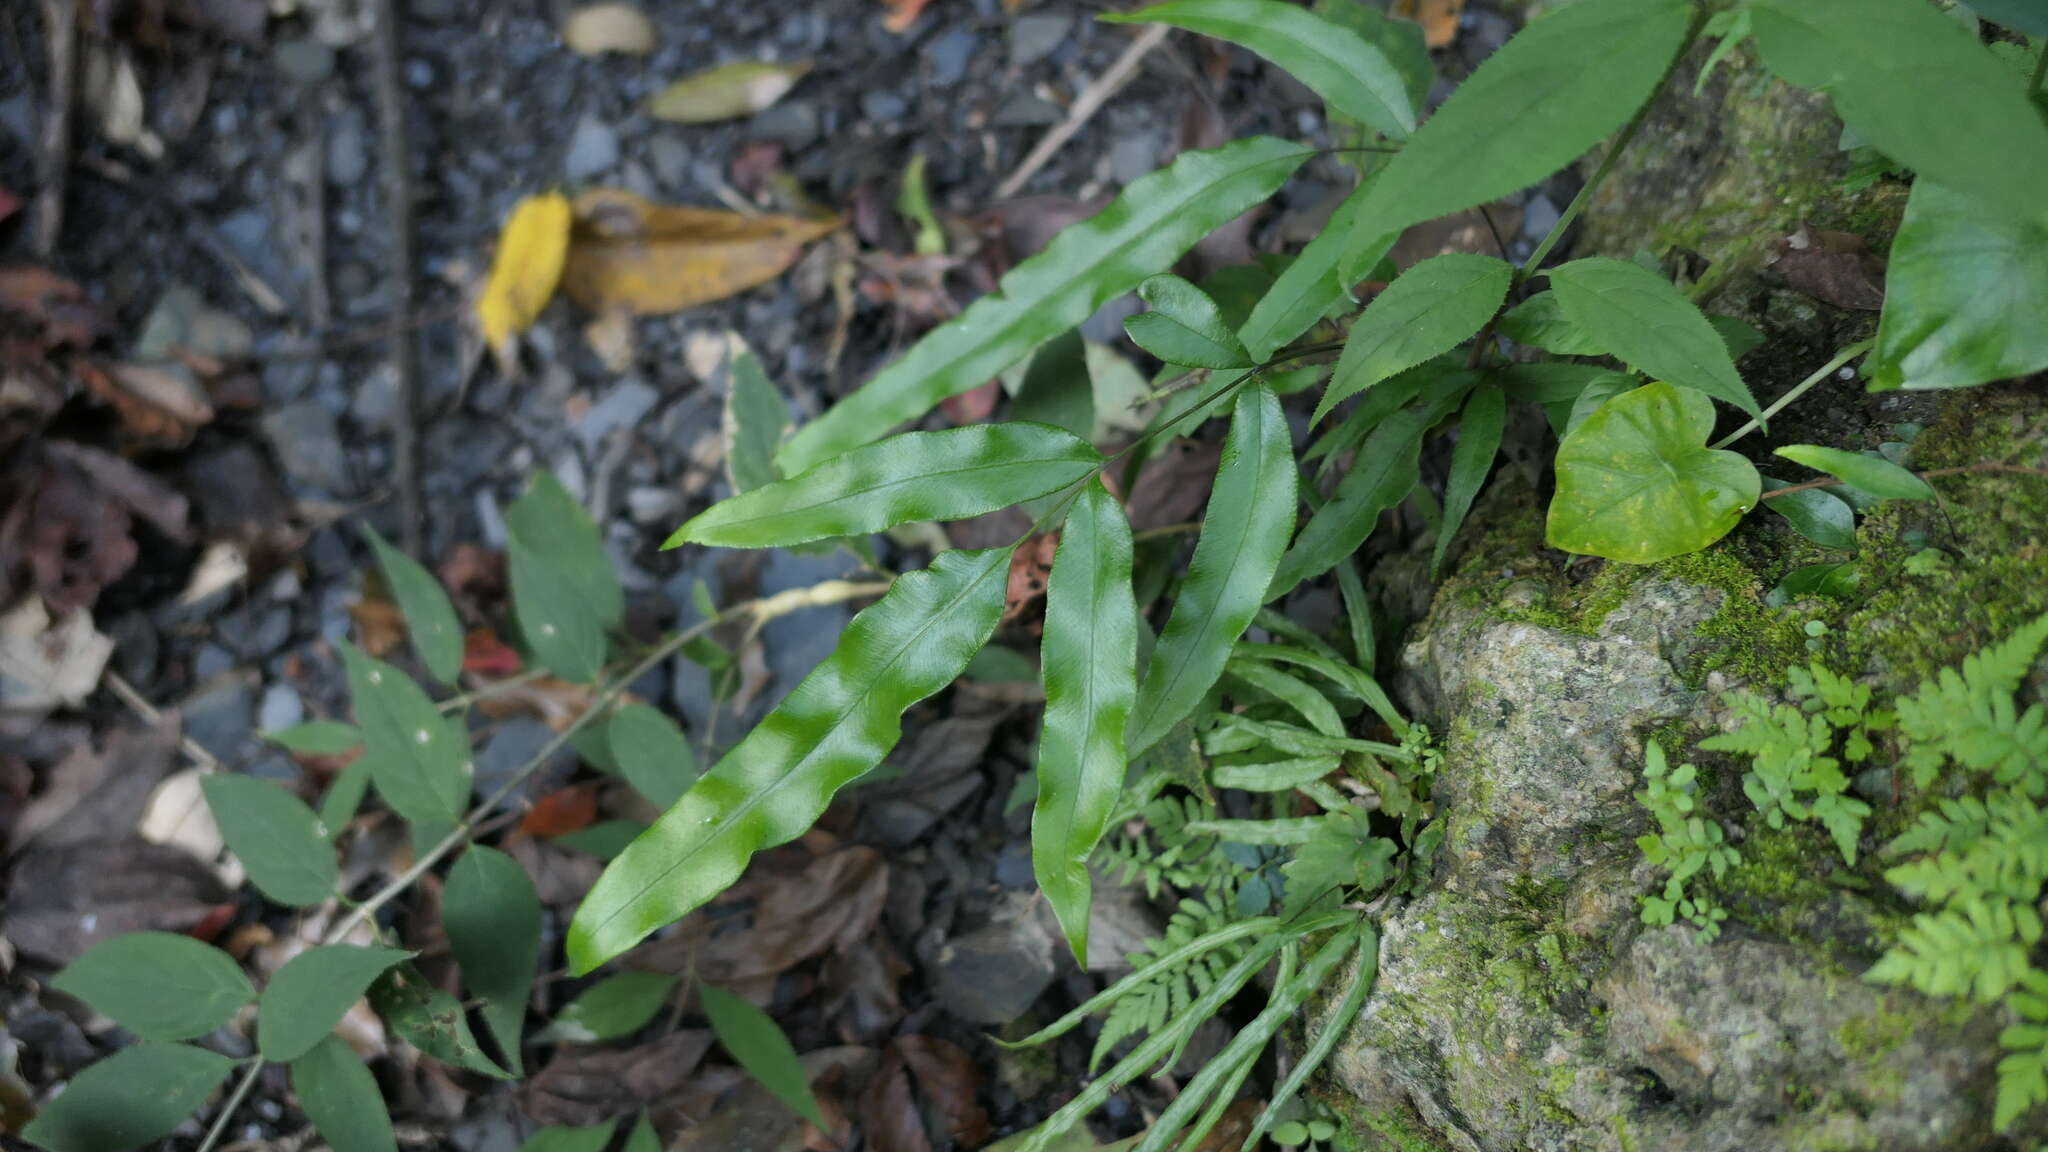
(895, 1037, 989, 1147)
(1773, 226, 1885, 311)
(860, 1046, 929, 1152)
(523, 1029, 716, 1126)
(349, 597, 407, 659)
(81, 360, 216, 448)
(0, 187, 20, 225)
(0, 440, 191, 612)
(475, 675, 601, 731)
(0, 266, 105, 348)
(1126, 438, 1222, 534)
(437, 542, 507, 623)
(1001, 533, 1058, 627)
(880, 0, 932, 33)
(1393, 0, 1465, 47)
(823, 938, 908, 1043)
(939, 379, 999, 425)
(463, 627, 524, 676)
(522, 785, 600, 838)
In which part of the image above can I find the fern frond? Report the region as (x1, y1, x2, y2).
(1883, 792, 2048, 906)
(1887, 794, 1994, 857)
(1897, 612, 2048, 790)
(1866, 898, 2043, 1003)
(1090, 890, 1244, 1071)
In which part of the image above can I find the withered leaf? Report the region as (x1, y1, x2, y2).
(5, 838, 229, 964)
(523, 1029, 715, 1126)
(1773, 227, 1886, 311)
(1126, 438, 1222, 533)
(894, 1036, 989, 1147)
(648, 61, 812, 124)
(478, 193, 573, 360)
(561, 2, 658, 56)
(560, 189, 840, 317)
(1392, 0, 1466, 47)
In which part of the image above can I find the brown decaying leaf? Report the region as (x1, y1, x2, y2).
(0, 440, 191, 612)
(894, 1037, 989, 1147)
(1126, 438, 1221, 534)
(880, 0, 934, 34)
(350, 597, 407, 659)
(474, 675, 601, 731)
(0, 600, 113, 715)
(0, 266, 106, 348)
(1001, 533, 1059, 627)
(1388, 202, 1520, 270)
(628, 845, 890, 988)
(521, 785, 600, 838)
(523, 1029, 716, 1126)
(5, 837, 230, 963)
(860, 1046, 930, 1152)
(1190, 1099, 1263, 1151)
(81, 361, 215, 447)
(12, 713, 180, 849)
(1393, 0, 1465, 47)
(559, 189, 840, 317)
(940, 379, 1000, 425)
(1772, 226, 1886, 311)
(822, 937, 909, 1042)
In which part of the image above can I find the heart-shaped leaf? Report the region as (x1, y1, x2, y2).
(1546, 382, 1760, 564)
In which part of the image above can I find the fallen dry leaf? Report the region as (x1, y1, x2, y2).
(822, 938, 908, 1042)
(1772, 226, 1885, 311)
(860, 1047, 930, 1152)
(12, 712, 178, 846)
(1, 440, 191, 612)
(0, 600, 114, 716)
(478, 192, 573, 363)
(0, 266, 105, 348)
(560, 189, 839, 317)
(5, 837, 229, 963)
(1393, 0, 1465, 47)
(1126, 438, 1221, 533)
(940, 380, 999, 425)
(561, 2, 658, 56)
(83, 361, 216, 448)
(81, 42, 163, 159)
(463, 628, 524, 676)
(475, 674, 600, 731)
(177, 540, 248, 607)
(582, 307, 638, 373)
(895, 1037, 989, 1147)
(350, 596, 407, 659)
(1190, 1099, 1262, 1151)
(521, 785, 600, 838)
(523, 1030, 715, 1126)
(648, 60, 812, 124)
(880, 0, 934, 33)
(1388, 202, 1520, 269)
(1001, 533, 1058, 627)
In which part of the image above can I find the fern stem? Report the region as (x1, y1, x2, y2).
(1519, 6, 1712, 279)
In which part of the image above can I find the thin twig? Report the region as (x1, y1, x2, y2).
(369, 0, 424, 558)
(1757, 462, 2048, 502)
(33, 0, 74, 258)
(994, 23, 1171, 201)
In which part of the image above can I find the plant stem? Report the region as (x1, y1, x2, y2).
(191, 577, 891, 1152)
(1519, 8, 1711, 281)
(1757, 461, 2048, 502)
(1709, 339, 1875, 449)
(2033, 41, 2047, 96)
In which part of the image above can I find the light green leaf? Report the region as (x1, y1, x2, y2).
(553, 819, 650, 859)
(1711, 314, 1766, 362)
(540, 971, 677, 1043)
(1011, 328, 1095, 442)
(1342, 0, 1693, 277)
(1773, 445, 1934, 501)
(1273, 382, 1470, 597)
(1312, 253, 1510, 426)
(342, 642, 468, 824)
(506, 471, 622, 684)
(726, 333, 788, 493)
(1546, 381, 1761, 564)
(201, 774, 337, 908)
(258, 944, 412, 1062)
(1870, 180, 2048, 391)
(1245, 926, 1379, 1148)
(606, 704, 697, 809)
(291, 1035, 397, 1152)
(1749, 0, 2048, 227)
(623, 1115, 661, 1152)
(1128, 385, 1295, 757)
(1106, 0, 1413, 139)
(265, 720, 363, 756)
(21, 1043, 234, 1152)
(1123, 274, 1251, 368)
(1211, 756, 1339, 791)
(1548, 258, 1761, 418)
(1497, 291, 1605, 356)
(701, 984, 825, 1126)
(569, 545, 1016, 971)
(1240, 180, 1388, 363)
(442, 846, 540, 1073)
(366, 963, 511, 1078)
(319, 759, 373, 832)
(646, 59, 809, 123)
(1225, 658, 1342, 737)
(779, 138, 1309, 472)
(1313, 0, 1432, 115)
(1431, 383, 1505, 579)
(361, 524, 462, 685)
(52, 933, 253, 1041)
(518, 1125, 619, 1152)
(1033, 481, 1136, 963)
(671, 424, 1102, 549)
(1761, 477, 1857, 550)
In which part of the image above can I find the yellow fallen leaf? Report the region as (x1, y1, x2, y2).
(477, 192, 573, 359)
(559, 188, 840, 317)
(646, 60, 812, 124)
(561, 2, 658, 56)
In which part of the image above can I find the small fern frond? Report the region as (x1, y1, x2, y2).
(1866, 898, 2044, 1004)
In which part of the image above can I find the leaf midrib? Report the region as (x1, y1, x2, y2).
(696, 452, 1099, 541)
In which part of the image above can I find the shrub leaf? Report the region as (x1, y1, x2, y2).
(1124, 274, 1251, 368)
(258, 944, 413, 1062)
(21, 1043, 235, 1152)
(291, 1036, 398, 1152)
(442, 846, 542, 1073)
(342, 642, 469, 825)
(201, 773, 338, 908)
(1870, 179, 2048, 391)
(1547, 257, 1761, 418)
(51, 933, 253, 1042)
(1774, 444, 1934, 501)
(701, 983, 826, 1126)
(1311, 253, 1510, 427)
(361, 524, 463, 685)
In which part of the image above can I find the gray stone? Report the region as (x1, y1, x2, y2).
(994, 839, 1034, 888)
(258, 683, 304, 734)
(748, 101, 818, 149)
(932, 893, 1059, 1024)
(991, 94, 1062, 128)
(1009, 12, 1071, 67)
(648, 135, 691, 190)
(264, 401, 352, 492)
(184, 682, 254, 761)
(327, 107, 369, 186)
(194, 645, 236, 681)
(474, 718, 577, 808)
(1520, 192, 1561, 241)
(1108, 132, 1160, 186)
(220, 604, 292, 659)
(565, 115, 620, 182)
(575, 378, 660, 452)
(928, 28, 978, 88)
(351, 365, 397, 430)
(860, 90, 908, 123)
(275, 38, 336, 85)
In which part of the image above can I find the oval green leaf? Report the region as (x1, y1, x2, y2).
(361, 523, 463, 685)
(366, 963, 510, 1078)
(518, 1124, 620, 1152)
(1547, 257, 1761, 419)
(442, 846, 541, 1072)
(318, 758, 373, 832)
(51, 933, 253, 1041)
(725, 334, 789, 493)
(540, 970, 677, 1043)
(1033, 481, 1137, 963)
(201, 774, 338, 908)
(671, 424, 1103, 549)
(21, 1043, 235, 1152)
(778, 138, 1310, 472)
(1546, 381, 1761, 564)
(1773, 444, 1934, 501)
(506, 470, 622, 684)
(1870, 180, 2048, 392)
(1128, 384, 1295, 757)
(569, 545, 1016, 971)
(1761, 476, 1858, 550)
(291, 1035, 397, 1152)
(342, 642, 468, 825)
(258, 944, 413, 1062)
(1106, 0, 1413, 139)
(1312, 253, 1510, 427)
(265, 720, 363, 756)
(1342, 0, 1694, 278)
(701, 983, 825, 1126)
(606, 703, 697, 809)
(1123, 274, 1250, 368)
